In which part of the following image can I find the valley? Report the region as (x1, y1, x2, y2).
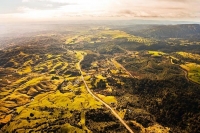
(0, 24, 200, 133)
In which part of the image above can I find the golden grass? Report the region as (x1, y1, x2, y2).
(60, 123, 85, 133)
(145, 124, 170, 133)
(118, 109, 127, 119)
(100, 30, 154, 45)
(0, 114, 12, 124)
(96, 74, 106, 80)
(18, 65, 32, 75)
(64, 29, 154, 45)
(6, 93, 30, 105)
(1, 49, 103, 132)
(111, 59, 122, 69)
(18, 76, 46, 89)
(148, 51, 166, 56)
(97, 94, 117, 105)
(180, 63, 200, 84)
(7, 83, 102, 131)
(5, 74, 103, 131)
(177, 52, 200, 61)
(79, 111, 90, 132)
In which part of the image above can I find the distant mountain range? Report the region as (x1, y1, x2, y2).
(121, 24, 200, 39)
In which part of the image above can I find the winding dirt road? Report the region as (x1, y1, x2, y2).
(170, 57, 200, 85)
(111, 58, 135, 79)
(77, 54, 134, 133)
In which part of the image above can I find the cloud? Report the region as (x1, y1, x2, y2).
(107, 8, 200, 20)
(159, 0, 197, 2)
(21, 0, 76, 4)
(22, 0, 30, 2)
(25, 1, 77, 11)
(0, 0, 200, 22)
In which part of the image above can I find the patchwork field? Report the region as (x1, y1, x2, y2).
(64, 28, 155, 46)
(0, 26, 200, 133)
(0, 45, 110, 132)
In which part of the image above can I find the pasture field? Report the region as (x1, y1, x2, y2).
(180, 63, 200, 84)
(148, 51, 166, 57)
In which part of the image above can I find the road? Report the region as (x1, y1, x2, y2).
(111, 58, 135, 79)
(180, 68, 190, 82)
(180, 67, 200, 85)
(77, 53, 134, 133)
(170, 57, 200, 85)
(113, 46, 137, 78)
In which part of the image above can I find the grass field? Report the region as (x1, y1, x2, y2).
(180, 63, 200, 84)
(1, 48, 128, 132)
(177, 52, 200, 61)
(64, 28, 155, 45)
(148, 51, 166, 57)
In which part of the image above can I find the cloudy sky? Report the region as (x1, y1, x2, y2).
(0, 0, 200, 22)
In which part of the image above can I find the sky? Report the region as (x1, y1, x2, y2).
(0, 0, 200, 23)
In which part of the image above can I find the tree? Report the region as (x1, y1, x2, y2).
(97, 79, 106, 89)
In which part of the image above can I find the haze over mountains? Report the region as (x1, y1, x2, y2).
(1, 20, 200, 37)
